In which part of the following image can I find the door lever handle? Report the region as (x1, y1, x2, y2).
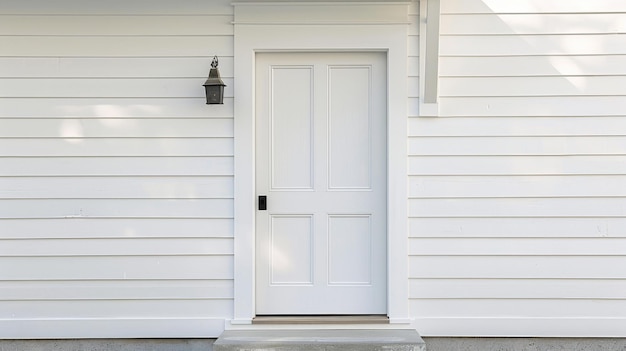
(258, 195, 267, 211)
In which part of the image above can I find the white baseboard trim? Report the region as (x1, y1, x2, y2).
(0, 318, 225, 339)
(414, 317, 626, 337)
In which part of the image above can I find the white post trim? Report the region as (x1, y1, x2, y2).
(419, 0, 440, 116)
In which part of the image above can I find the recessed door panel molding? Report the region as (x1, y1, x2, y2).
(270, 66, 314, 190)
(328, 214, 372, 285)
(269, 215, 314, 285)
(328, 65, 372, 190)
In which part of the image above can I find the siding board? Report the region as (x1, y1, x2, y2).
(409, 116, 626, 137)
(0, 36, 233, 57)
(0, 256, 233, 280)
(1, 300, 233, 319)
(409, 198, 626, 217)
(0, 98, 234, 118)
(409, 155, 626, 175)
(440, 56, 626, 77)
(0, 199, 233, 219)
(0, 177, 233, 199)
(0, 157, 234, 176)
(437, 97, 626, 117)
(440, 76, 626, 97)
(0, 57, 234, 78)
(0, 139, 233, 157)
(0, 218, 233, 239)
(410, 175, 626, 198)
(441, 14, 626, 35)
(0, 16, 233, 36)
(441, 35, 626, 56)
(441, 0, 626, 14)
(410, 279, 626, 299)
(409, 136, 626, 156)
(0, 0, 233, 15)
(0, 280, 233, 300)
(0, 119, 234, 138)
(409, 217, 626, 238)
(410, 256, 626, 279)
(410, 299, 626, 318)
(409, 238, 626, 256)
(0, 238, 233, 257)
(0, 78, 234, 98)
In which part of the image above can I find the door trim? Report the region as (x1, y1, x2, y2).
(232, 2, 410, 327)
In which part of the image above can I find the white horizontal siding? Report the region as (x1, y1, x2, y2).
(409, 155, 626, 175)
(410, 175, 626, 197)
(0, 15, 233, 36)
(0, 218, 233, 238)
(0, 280, 233, 300)
(0, 199, 232, 218)
(441, 1, 626, 14)
(1, 157, 233, 176)
(0, 78, 234, 98)
(441, 14, 626, 35)
(441, 35, 626, 56)
(409, 217, 625, 238)
(411, 256, 626, 279)
(439, 76, 626, 97)
(0, 177, 233, 199)
(0, 119, 233, 137)
(410, 238, 626, 256)
(0, 139, 233, 157)
(0, 57, 234, 78)
(1, 256, 232, 280)
(410, 136, 626, 155)
(0, 0, 233, 338)
(0, 98, 233, 118)
(409, 117, 626, 136)
(410, 0, 626, 337)
(0, 36, 233, 57)
(440, 55, 626, 77)
(0, 0, 233, 15)
(0, 238, 233, 256)
(409, 198, 626, 217)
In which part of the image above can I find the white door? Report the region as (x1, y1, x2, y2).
(255, 52, 387, 315)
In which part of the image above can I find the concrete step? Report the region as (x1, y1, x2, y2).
(214, 329, 425, 351)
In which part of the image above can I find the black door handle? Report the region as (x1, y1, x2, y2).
(258, 195, 267, 211)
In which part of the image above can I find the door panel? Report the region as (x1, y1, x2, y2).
(269, 66, 314, 190)
(328, 65, 372, 189)
(255, 52, 387, 315)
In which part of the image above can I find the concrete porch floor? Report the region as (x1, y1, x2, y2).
(213, 329, 425, 351)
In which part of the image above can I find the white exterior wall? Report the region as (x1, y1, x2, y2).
(0, 0, 234, 338)
(410, 0, 626, 337)
(2, 0, 626, 340)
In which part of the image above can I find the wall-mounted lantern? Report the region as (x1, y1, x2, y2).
(203, 56, 226, 104)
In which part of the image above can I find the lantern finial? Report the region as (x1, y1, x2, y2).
(203, 55, 226, 104)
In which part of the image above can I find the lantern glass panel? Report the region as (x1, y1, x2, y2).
(205, 85, 224, 104)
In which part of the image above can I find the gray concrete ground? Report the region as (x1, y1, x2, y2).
(2, 337, 626, 350)
(422, 337, 626, 351)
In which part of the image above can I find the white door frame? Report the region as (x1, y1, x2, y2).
(231, 1, 410, 326)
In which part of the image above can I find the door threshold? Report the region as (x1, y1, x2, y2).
(253, 315, 389, 325)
